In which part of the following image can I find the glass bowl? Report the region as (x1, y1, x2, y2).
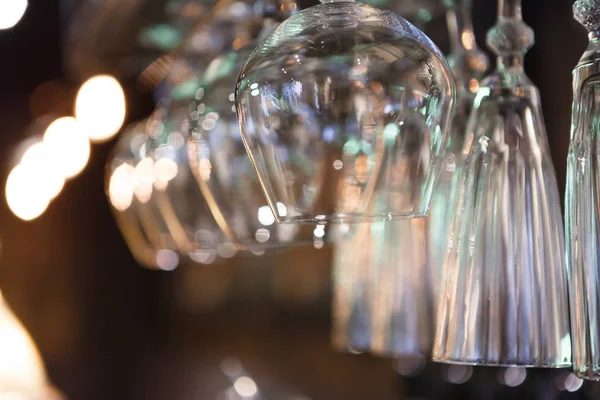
(235, 1, 455, 224)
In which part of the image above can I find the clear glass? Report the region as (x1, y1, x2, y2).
(106, 120, 184, 269)
(236, 1, 455, 224)
(332, 218, 435, 357)
(428, 0, 489, 287)
(146, 101, 237, 263)
(358, 0, 445, 29)
(566, 24, 600, 379)
(189, 44, 349, 249)
(433, 0, 571, 367)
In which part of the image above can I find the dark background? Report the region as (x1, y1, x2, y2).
(0, 0, 589, 399)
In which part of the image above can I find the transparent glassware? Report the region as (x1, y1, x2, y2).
(433, 0, 571, 367)
(141, 2, 300, 256)
(145, 103, 237, 263)
(428, 0, 489, 286)
(188, 29, 351, 249)
(332, 218, 435, 357)
(106, 120, 184, 269)
(359, 0, 445, 30)
(566, 0, 600, 381)
(236, 0, 455, 224)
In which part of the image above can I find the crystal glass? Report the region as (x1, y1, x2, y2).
(188, 39, 351, 249)
(433, 0, 571, 367)
(332, 218, 434, 357)
(566, 0, 600, 381)
(428, 0, 489, 285)
(236, 0, 455, 224)
(106, 120, 183, 269)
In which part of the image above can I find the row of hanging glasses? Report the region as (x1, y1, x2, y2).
(105, 0, 600, 382)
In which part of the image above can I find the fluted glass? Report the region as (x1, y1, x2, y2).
(332, 218, 434, 357)
(566, 1, 600, 379)
(433, 0, 571, 367)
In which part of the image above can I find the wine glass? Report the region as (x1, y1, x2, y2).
(566, 0, 600, 381)
(188, 17, 353, 250)
(433, 0, 571, 367)
(236, 0, 456, 224)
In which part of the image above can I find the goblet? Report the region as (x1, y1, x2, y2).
(433, 0, 571, 367)
(188, 24, 352, 250)
(566, 0, 600, 381)
(236, 0, 455, 224)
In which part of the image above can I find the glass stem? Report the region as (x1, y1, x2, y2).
(499, 0, 522, 19)
(447, 0, 476, 54)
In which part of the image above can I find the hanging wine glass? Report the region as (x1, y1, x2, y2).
(106, 120, 188, 269)
(140, 0, 290, 257)
(188, 9, 352, 249)
(433, 0, 571, 367)
(566, 0, 600, 381)
(428, 0, 489, 282)
(332, 218, 434, 357)
(236, 0, 456, 224)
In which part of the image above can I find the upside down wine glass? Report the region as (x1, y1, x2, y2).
(235, 0, 455, 224)
(566, 0, 600, 381)
(433, 0, 571, 367)
(428, 0, 489, 282)
(142, 0, 297, 257)
(188, 6, 346, 250)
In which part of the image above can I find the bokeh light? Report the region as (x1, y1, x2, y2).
(21, 142, 64, 200)
(0, 290, 49, 397)
(0, 0, 27, 30)
(6, 164, 50, 221)
(44, 117, 91, 179)
(133, 157, 155, 203)
(75, 75, 126, 142)
(108, 163, 136, 212)
(233, 376, 258, 398)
